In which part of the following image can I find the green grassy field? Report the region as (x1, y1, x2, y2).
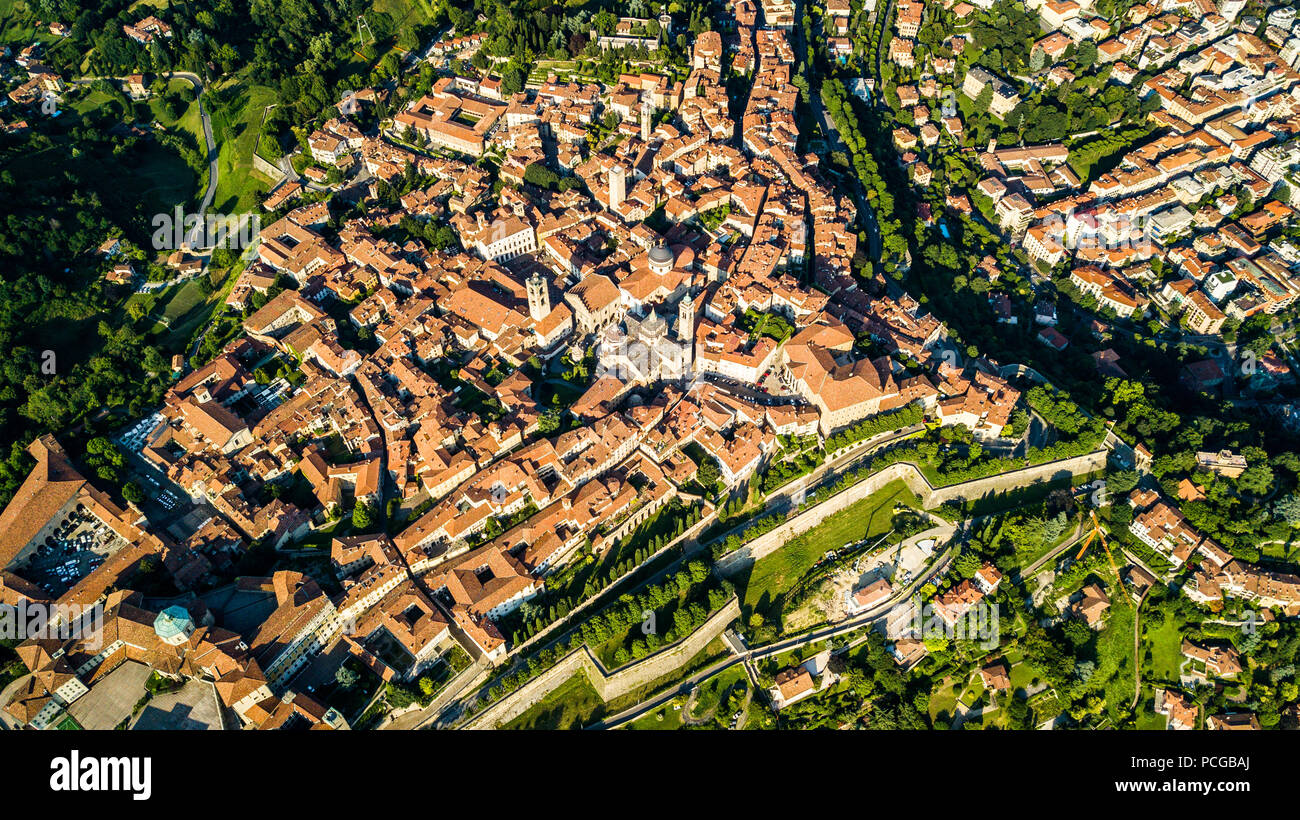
(372, 0, 436, 36)
(157, 278, 210, 324)
(135, 151, 200, 215)
(624, 699, 686, 730)
(152, 79, 206, 147)
(1261, 536, 1300, 563)
(1, 0, 56, 45)
(207, 79, 280, 215)
(929, 675, 962, 724)
(69, 88, 116, 116)
(500, 672, 607, 730)
(740, 479, 920, 613)
(1002, 646, 1040, 692)
(1092, 597, 1138, 715)
(685, 664, 748, 724)
(501, 638, 729, 730)
(55, 715, 82, 730)
(1145, 617, 1185, 683)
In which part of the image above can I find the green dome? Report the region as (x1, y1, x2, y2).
(153, 605, 194, 640)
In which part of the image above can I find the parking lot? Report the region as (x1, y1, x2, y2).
(24, 508, 123, 595)
(699, 370, 805, 407)
(117, 413, 163, 453)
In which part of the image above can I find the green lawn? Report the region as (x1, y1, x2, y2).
(500, 672, 606, 730)
(497, 637, 729, 730)
(1008, 661, 1038, 693)
(1146, 616, 1185, 682)
(929, 676, 962, 724)
(150, 277, 211, 332)
(957, 675, 984, 708)
(741, 479, 920, 613)
(151, 79, 206, 155)
(69, 89, 116, 117)
(134, 148, 201, 216)
(0, 0, 63, 45)
(1091, 597, 1138, 716)
(207, 79, 280, 215)
(685, 664, 748, 724)
(1261, 536, 1300, 563)
(373, 0, 437, 31)
(624, 701, 685, 730)
(155, 254, 250, 352)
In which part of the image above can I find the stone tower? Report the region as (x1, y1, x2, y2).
(641, 97, 653, 142)
(677, 291, 695, 346)
(527, 271, 550, 321)
(609, 164, 626, 210)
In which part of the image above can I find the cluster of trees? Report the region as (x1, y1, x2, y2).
(821, 78, 910, 266)
(484, 559, 729, 703)
(824, 402, 924, 452)
(505, 499, 703, 644)
(0, 144, 180, 505)
(738, 308, 793, 343)
(967, 0, 1040, 78)
(1004, 71, 1156, 145)
(351, 499, 378, 532)
(522, 162, 582, 193)
(1139, 587, 1300, 728)
(779, 632, 930, 729)
(1068, 125, 1156, 183)
(1025, 384, 1095, 439)
(1100, 377, 1300, 554)
(82, 437, 128, 485)
(760, 449, 822, 494)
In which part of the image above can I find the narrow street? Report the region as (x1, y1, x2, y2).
(793, 0, 882, 260)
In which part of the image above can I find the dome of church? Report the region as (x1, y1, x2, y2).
(153, 606, 194, 642)
(648, 242, 674, 268)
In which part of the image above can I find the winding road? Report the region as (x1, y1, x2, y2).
(175, 73, 218, 222)
(72, 71, 217, 234)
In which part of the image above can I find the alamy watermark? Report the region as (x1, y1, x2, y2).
(0, 601, 104, 650)
(151, 205, 259, 251)
(50, 751, 151, 801)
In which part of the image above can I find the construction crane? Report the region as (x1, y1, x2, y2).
(1075, 510, 1119, 577)
(352, 15, 375, 62)
(357, 15, 375, 46)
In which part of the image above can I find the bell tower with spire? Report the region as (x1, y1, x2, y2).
(527, 271, 550, 321)
(677, 291, 694, 345)
(641, 97, 653, 142)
